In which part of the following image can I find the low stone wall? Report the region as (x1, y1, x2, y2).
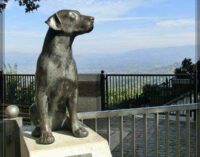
(78, 74, 102, 112)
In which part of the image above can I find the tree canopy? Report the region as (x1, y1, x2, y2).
(174, 58, 195, 75)
(1, 0, 40, 12)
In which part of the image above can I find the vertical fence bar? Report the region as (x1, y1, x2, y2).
(19, 75, 21, 104)
(31, 75, 34, 104)
(176, 111, 180, 157)
(120, 116, 124, 157)
(154, 113, 159, 157)
(107, 117, 111, 145)
(143, 114, 147, 157)
(133, 75, 135, 107)
(136, 76, 138, 105)
(106, 75, 109, 110)
(24, 76, 26, 104)
(131, 115, 135, 157)
(27, 76, 29, 104)
(10, 75, 12, 103)
(94, 118, 98, 132)
(197, 108, 200, 157)
(118, 75, 120, 103)
(153, 76, 160, 105)
(152, 76, 155, 105)
(112, 76, 115, 105)
(121, 76, 123, 102)
(22, 75, 25, 104)
(3, 75, 5, 103)
(128, 76, 130, 100)
(5, 75, 8, 103)
(7, 75, 9, 103)
(30, 75, 33, 104)
(122, 76, 124, 102)
(109, 76, 112, 108)
(186, 110, 190, 157)
(26, 75, 29, 104)
(115, 76, 117, 105)
(165, 112, 169, 157)
(0, 71, 3, 103)
(119, 76, 121, 103)
(139, 76, 141, 97)
(131, 76, 133, 100)
(125, 76, 127, 101)
(6, 75, 8, 103)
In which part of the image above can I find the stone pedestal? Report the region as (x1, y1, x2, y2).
(20, 126, 112, 157)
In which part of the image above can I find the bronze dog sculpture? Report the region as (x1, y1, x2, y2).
(30, 10, 94, 144)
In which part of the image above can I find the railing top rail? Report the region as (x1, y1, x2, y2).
(3, 74, 35, 76)
(78, 103, 200, 119)
(2, 73, 194, 76)
(104, 73, 194, 77)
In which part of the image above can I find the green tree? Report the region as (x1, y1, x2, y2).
(1, 0, 40, 12)
(175, 58, 195, 75)
(174, 58, 195, 79)
(4, 64, 35, 105)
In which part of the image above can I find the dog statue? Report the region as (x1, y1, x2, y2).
(30, 10, 94, 144)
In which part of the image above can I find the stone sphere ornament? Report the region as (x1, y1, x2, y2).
(5, 105, 20, 118)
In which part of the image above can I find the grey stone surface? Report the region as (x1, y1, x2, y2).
(67, 154, 92, 157)
(84, 116, 197, 157)
(21, 126, 112, 157)
(112, 117, 196, 157)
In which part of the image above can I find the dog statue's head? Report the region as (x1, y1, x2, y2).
(45, 10, 94, 36)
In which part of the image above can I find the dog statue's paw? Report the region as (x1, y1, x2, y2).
(72, 124, 89, 138)
(32, 127, 41, 137)
(36, 131, 55, 144)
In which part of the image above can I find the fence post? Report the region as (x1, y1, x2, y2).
(197, 108, 200, 157)
(100, 70, 106, 110)
(164, 78, 169, 104)
(197, 60, 200, 103)
(0, 71, 2, 104)
(191, 74, 197, 120)
(193, 73, 197, 103)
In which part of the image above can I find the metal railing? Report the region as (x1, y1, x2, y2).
(0, 73, 196, 109)
(1, 74, 35, 105)
(78, 103, 200, 157)
(100, 71, 196, 110)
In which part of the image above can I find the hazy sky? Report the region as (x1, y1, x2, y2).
(5, 0, 195, 55)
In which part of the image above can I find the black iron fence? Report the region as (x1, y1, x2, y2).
(1, 74, 35, 105)
(0, 72, 197, 111)
(100, 71, 196, 110)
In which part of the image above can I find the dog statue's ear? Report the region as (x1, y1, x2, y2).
(45, 13, 62, 31)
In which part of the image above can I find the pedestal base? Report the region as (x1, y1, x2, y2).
(20, 126, 112, 157)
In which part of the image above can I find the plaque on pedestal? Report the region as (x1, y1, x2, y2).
(20, 126, 112, 157)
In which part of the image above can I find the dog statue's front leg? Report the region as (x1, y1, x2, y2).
(68, 88, 88, 138)
(36, 91, 55, 144)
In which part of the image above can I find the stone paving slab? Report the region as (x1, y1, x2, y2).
(84, 115, 197, 157)
(112, 117, 196, 157)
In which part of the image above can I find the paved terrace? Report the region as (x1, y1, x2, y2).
(85, 115, 197, 157)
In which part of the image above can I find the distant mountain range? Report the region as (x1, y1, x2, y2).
(5, 45, 195, 74)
